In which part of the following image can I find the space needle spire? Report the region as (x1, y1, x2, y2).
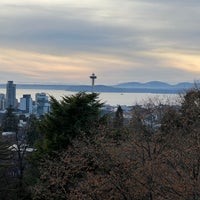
(90, 73, 97, 93)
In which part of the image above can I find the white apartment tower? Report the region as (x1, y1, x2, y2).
(6, 81, 16, 109)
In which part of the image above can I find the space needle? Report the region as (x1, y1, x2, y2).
(90, 73, 97, 93)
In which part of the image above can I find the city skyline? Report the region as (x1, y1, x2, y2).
(0, 1, 200, 85)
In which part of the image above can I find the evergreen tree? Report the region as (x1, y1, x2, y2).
(26, 114, 39, 146)
(112, 105, 124, 141)
(1, 107, 33, 199)
(0, 135, 13, 199)
(114, 105, 124, 128)
(1, 107, 18, 133)
(180, 87, 200, 131)
(37, 92, 104, 154)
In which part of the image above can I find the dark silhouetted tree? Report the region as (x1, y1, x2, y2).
(1, 107, 18, 133)
(26, 114, 39, 146)
(37, 92, 104, 154)
(0, 135, 13, 199)
(114, 105, 124, 128)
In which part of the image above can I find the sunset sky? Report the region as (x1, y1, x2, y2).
(0, 0, 199, 85)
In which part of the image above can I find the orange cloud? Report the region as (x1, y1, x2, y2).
(145, 50, 200, 72)
(0, 48, 133, 83)
(0, 48, 92, 83)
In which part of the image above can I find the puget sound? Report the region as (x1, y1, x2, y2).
(0, 88, 179, 106)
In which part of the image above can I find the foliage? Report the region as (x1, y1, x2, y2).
(30, 123, 180, 199)
(1, 107, 19, 132)
(162, 86, 200, 135)
(31, 126, 136, 200)
(160, 86, 200, 198)
(114, 105, 124, 128)
(37, 92, 104, 154)
(0, 135, 13, 199)
(1, 86, 199, 199)
(112, 105, 124, 141)
(180, 86, 200, 133)
(0, 108, 35, 199)
(26, 114, 39, 146)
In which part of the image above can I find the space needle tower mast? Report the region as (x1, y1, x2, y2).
(90, 73, 97, 93)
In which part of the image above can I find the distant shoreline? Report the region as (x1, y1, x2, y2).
(0, 81, 194, 94)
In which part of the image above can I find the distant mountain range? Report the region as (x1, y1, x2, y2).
(63, 81, 195, 94)
(114, 81, 194, 89)
(0, 81, 196, 94)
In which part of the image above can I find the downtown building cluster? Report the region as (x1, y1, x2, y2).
(0, 81, 50, 117)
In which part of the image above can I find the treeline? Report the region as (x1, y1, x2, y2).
(0, 88, 200, 199)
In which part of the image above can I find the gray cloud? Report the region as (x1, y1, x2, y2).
(0, 0, 199, 84)
(0, 6, 142, 56)
(1, 1, 199, 54)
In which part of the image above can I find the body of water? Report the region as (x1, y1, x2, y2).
(0, 88, 179, 106)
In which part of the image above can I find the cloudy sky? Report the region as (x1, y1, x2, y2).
(0, 0, 199, 85)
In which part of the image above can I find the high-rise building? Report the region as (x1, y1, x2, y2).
(35, 93, 50, 117)
(19, 94, 33, 114)
(6, 81, 16, 109)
